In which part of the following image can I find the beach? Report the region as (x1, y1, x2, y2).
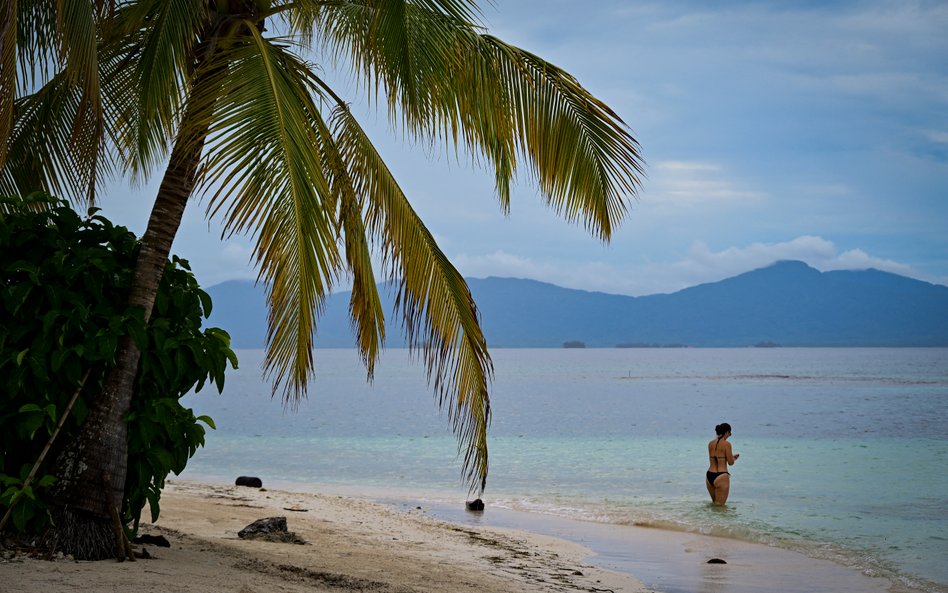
(1, 480, 645, 593)
(2, 479, 907, 593)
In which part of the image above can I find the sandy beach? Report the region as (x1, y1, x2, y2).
(1, 481, 646, 593)
(2, 479, 918, 593)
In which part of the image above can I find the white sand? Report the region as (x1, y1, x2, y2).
(1, 481, 645, 592)
(1, 480, 916, 593)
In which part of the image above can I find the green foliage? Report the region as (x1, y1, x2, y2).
(0, 193, 237, 535)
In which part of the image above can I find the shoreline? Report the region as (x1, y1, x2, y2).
(1, 480, 644, 593)
(181, 475, 928, 593)
(414, 500, 904, 593)
(2, 480, 916, 593)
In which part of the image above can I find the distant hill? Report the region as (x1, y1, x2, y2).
(205, 261, 948, 348)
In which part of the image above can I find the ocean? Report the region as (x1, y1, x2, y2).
(179, 347, 948, 592)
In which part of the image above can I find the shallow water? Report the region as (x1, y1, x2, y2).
(180, 347, 948, 592)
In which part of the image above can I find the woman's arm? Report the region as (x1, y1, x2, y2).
(726, 442, 740, 464)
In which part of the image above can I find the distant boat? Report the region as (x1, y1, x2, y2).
(562, 340, 586, 349)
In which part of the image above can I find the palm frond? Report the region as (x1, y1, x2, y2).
(0, 71, 110, 203)
(102, 0, 204, 178)
(198, 28, 342, 402)
(284, 0, 481, 40)
(1, 0, 107, 200)
(311, 107, 387, 377)
(330, 104, 492, 493)
(0, 0, 17, 163)
(9, 0, 58, 92)
(315, 1, 643, 238)
(480, 36, 644, 239)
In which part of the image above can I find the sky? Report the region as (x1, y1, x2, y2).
(96, 0, 948, 297)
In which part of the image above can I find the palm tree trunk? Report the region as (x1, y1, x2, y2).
(48, 93, 211, 561)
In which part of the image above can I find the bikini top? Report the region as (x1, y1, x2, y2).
(710, 437, 728, 472)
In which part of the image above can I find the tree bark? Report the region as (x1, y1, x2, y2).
(48, 82, 212, 560)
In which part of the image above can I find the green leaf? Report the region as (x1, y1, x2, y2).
(0, 485, 18, 504)
(51, 348, 65, 371)
(20, 413, 45, 440)
(196, 415, 215, 430)
(150, 447, 174, 472)
(12, 500, 34, 533)
(14, 485, 36, 501)
(146, 490, 161, 523)
(197, 289, 212, 318)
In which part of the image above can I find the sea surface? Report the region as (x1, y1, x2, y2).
(180, 347, 948, 592)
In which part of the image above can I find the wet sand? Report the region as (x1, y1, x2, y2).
(1, 480, 643, 593)
(423, 503, 901, 593)
(1, 480, 912, 593)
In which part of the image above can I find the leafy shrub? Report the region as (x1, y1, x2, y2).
(0, 193, 237, 535)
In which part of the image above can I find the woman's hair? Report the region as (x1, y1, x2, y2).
(715, 423, 732, 437)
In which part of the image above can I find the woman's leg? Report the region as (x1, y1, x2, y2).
(706, 476, 716, 502)
(713, 474, 731, 505)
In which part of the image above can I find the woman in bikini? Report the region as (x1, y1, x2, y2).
(706, 422, 739, 505)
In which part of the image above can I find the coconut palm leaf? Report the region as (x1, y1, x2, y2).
(0, 0, 18, 159)
(312, 114, 387, 377)
(197, 28, 343, 401)
(0, 72, 95, 203)
(0, 0, 107, 201)
(313, 1, 643, 237)
(479, 36, 644, 239)
(328, 102, 492, 492)
(102, 0, 205, 178)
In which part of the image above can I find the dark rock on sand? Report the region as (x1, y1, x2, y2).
(465, 499, 485, 512)
(235, 476, 263, 488)
(134, 534, 171, 548)
(238, 516, 307, 544)
(239, 516, 287, 537)
(707, 558, 727, 564)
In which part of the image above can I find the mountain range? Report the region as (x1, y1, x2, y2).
(205, 260, 948, 348)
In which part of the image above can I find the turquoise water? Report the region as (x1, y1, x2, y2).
(180, 347, 948, 592)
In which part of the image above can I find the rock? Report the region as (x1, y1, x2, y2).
(235, 476, 263, 488)
(465, 499, 485, 512)
(239, 516, 288, 538)
(134, 534, 171, 548)
(707, 558, 727, 564)
(238, 516, 306, 544)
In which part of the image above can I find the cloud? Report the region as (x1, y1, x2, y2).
(677, 236, 919, 279)
(188, 241, 259, 287)
(924, 130, 948, 144)
(454, 237, 937, 297)
(637, 237, 933, 294)
(454, 251, 557, 281)
(644, 161, 767, 208)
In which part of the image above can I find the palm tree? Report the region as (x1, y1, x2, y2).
(2, 0, 643, 559)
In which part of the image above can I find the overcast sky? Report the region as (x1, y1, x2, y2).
(96, 0, 948, 296)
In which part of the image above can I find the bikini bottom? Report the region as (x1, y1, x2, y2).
(706, 470, 729, 485)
